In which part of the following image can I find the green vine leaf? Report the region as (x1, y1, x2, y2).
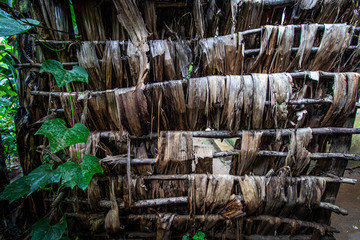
(77, 154, 103, 190)
(40, 59, 88, 87)
(55, 155, 103, 191)
(30, 218, 67, 240)
(35, 118, 89, 153)
(0, 9, 39, 37)
(0, 164, 56, 203)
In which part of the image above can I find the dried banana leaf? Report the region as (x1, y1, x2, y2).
(77, 42, 104, 90)
(311, 24, 351, 71)
(285, 128, 313, 176)
(208, 76, 226, 130)
(155, 131, 193, 174)
(269, 25, 294, 72)
(321, 73, 347, 126)
(265, 73, 292, 128)
(230, 131, 263, 176)
(113, 0, 149, 89)
(252, 74, 268, 129)
(187, 77, 209, 130)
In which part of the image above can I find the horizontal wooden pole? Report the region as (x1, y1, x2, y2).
(101, 149, 360, 166)
(30, 72, 352, 98)
(95, 127, 360, 140)
(141, 174, 357, 185)
(56, 195, 346, 215)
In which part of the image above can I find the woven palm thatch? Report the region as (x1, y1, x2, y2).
(14, 0, 360, 239)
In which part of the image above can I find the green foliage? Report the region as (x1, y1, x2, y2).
(193, 231, 207, 240)
(30, 218, 67, 240)
(0, 154, 103, 202)
(56, 154, 103, 191)
(183, 231, 207, 240)
(0, 9, 39, 37)
(35, 118, 89, 153)
(40, 59, 88, 88)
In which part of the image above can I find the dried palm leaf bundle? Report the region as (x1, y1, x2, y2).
(87, 178, 101, 210)
(87, 93, 110, 130)
(223, 75, 243, 132)
(113, 0, 149, 89)
(175, 40, 193, 79)
(102, 41, 113, 89)
(105, 91, 121, 130)
(134, 143, 153, 176)
(310, 24, 352, 71)
(263, 177, 286, 215)
(135, 176, 147, 201)
(208, 76, 226, 130)
(285, 128, 313, 176)
(36, 0, 73, 40)
(239, 175, 265, 215)
(315, 0, 346, 24)
(287, 24, 318, 70)
(220, 195, 244, 219)
(265, 73, 293, 128)
(194, 140, 214, 174)
(242, 75, 254, 129)
(251, 74, 268, 129)
(230, 131, 263, 176)
(156, 214, 175, 240)
(297, 177, 326, 208)
(143, 0, 158, 40)
(77, 42, 104, 90)
(193, 0, 205, 39)
(73, 0, 106, 41)
(115, 89, 150, 136)
(222, 34, 238, 75)
(204, 0, 218, 37)
(84, 132, 101, 156)
(249, 26, 276, 73)
(269, 25, 294, 73)
(321, 73, 347, 126)
(235, 0, 264, 32)
(155, 131, 193, 174)
(199, 37, 225, 76)
(336, 73, 360, 125)
(200, 175, 234, 213)
(59, 93, 82, 126)
(127, 41, 142, 87)
(291, 0, 320, 22)
(105, 177, 124, 234)
(234, 32, 245, 75)
(162, 81, 187, 129)
(149, 40, 165, 83)
(188, 174, 207, 215)
(163, 40, 177, 81)
(279, 178, 298, 217)
(187, 77, 209, 130)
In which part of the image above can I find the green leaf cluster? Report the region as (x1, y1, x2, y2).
(35, 118, 89, 153)
(30, 218, 67, 240)
(0, 8, 39, 37)
(40, 60, 88, 87)
(0, 155, 103, 203)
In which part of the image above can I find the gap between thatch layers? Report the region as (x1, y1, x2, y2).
(56, 72, 359, 136)
(73, 23, 359, 90)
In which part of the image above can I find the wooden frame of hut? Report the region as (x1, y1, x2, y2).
(14, 0, 360, 239)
